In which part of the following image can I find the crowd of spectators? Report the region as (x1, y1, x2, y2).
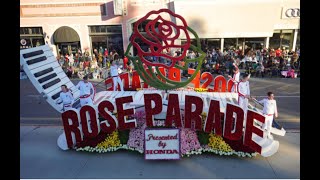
(56, 45, 300, 80)
(181, 46, 300, 78)
(57, 47, 123, 80)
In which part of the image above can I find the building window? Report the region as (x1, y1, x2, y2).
(100, 3, 108, 16)
(269, 30, 294, 50)
(244, 38, 265, 50)
(107, 26, 122, 33)
(20, 27, 45, 49)
(89, 25, 123, 57)
(296, 29, 300, 50)
(206, 39, 221, 51)
(224, 38, 237, 50)
(132, 20, 161, 33)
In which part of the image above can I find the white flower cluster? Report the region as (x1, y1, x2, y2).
(75, 145, 258, 158)
(181, 148, 203, 157)
(180, 147, 257, 158)
(76, 144, 144, 154)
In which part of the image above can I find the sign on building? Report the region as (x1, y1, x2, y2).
(114, 0, 123, 15)
(282, 7, 300, 19)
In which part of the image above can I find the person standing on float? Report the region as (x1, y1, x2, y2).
(237, 73, 251, 125)
(75, 75, 95, 106)
(228, 63, 240, 92)
(59, 84, 74, 111)
(254, 92, 278, 139)
(110, 60, 124, 91)
(123, 56, 129, 70)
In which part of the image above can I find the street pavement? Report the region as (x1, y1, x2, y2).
(20, 125, 299, 179)
(20, 76, 300, 179)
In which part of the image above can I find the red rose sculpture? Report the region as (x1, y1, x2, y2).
(131, 9, 191, 69)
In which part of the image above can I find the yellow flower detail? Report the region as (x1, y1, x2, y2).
(208, 133, 233, 152)
(96, 131, 121, 149)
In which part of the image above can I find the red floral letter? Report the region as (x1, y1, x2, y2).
(244, 110, 265, 154)
(98, 100, 118, 134)
(79, 105, 100, 138)
(144, 93, 163, 127)
(62, 110, 82, 148)
(204, 99, 222, 135)
(184, 95, 203, 130)
(223, 103, 244, 140)
(116, 96, 137, 130)
(165, 93, 182, 127)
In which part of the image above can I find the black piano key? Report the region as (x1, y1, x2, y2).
(42, 78, 61, 89)
(34, 68, 54, 77)
(72, 99, 81, 109)
(22, 50, 44, 59)
(38, 73, 57, 84)
(232, 98, 238, 104)
(52, 91, 62, 100)
(272, 120, 282, 129)
(26, 56, 47, 65)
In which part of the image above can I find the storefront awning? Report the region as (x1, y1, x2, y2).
(53, 26, 80, 43)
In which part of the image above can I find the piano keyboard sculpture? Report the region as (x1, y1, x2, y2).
(20, 45, 81, 113)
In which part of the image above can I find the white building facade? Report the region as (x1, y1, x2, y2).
(20, 0, 300, 56)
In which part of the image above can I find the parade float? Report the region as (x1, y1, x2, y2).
(20, 9, 285, 160)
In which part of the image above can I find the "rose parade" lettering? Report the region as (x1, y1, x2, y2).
(62, 94, 266, 155)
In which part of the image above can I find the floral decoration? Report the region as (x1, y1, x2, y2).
(180, 128, 201, 155)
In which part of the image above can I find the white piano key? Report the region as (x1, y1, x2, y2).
(110, 91, 121, 100)
(181, 90, 186, 102)
(95, 91, 114, 105)
(114, 91, 124, 99)
(129, 91, 137, 96)
(93, 91, 109, 106)
(230, 93, 239, 102)
(46, 87, 63, 101)
(24, 53, 57, 71)
(218, 93, 226, 107)
(22, 49, 54, 62)
(30, 61, 61, 78)
(225, 93, 238, 105)
(134, 90, 144, 102)
(20, 45, 51, 56)
(42, 75, 69, 94)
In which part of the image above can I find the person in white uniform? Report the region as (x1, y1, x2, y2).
(228, 63, 240, 92)
(237, 73, 252, 129)
(255, 92, 278, 139)
(110, 60, 124, 91)
(75, 75, 95, 106)
(59, 84, 74, 111)
(237, 73, 251, 113)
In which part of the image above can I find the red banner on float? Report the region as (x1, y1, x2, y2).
(105, 67, 231, 92)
